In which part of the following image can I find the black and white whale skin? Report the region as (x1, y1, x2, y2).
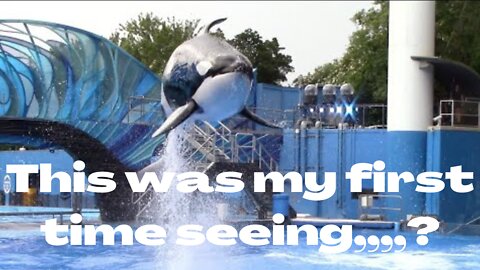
(152, 18, 279, 138)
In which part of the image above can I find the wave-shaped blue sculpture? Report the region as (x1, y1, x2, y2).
(0, 20, 165, 170)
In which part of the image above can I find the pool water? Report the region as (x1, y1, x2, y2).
(0, 229, 479, 270)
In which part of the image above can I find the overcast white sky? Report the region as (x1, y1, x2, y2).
(0, 1, 373, 84)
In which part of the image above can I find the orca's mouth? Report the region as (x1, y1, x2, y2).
(230, 63, 253, 79)
(204, 61, 253, 80)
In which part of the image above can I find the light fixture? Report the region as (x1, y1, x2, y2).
(336, 105, 343, 114)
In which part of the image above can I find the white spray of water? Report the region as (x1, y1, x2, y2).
(148, 127, 226, 270)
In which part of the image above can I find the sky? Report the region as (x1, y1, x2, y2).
(0, 1, 373, 84)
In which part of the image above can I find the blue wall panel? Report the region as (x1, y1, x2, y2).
(426, 129, 480, 224)
(385, 131, 427, 220)
(280, 129, 391, 219)
(280, 127, 480, 224)
(248, 84, 301, 131)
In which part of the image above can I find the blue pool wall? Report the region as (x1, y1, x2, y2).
(386, 131, 427, 221)
(0, 149, 96, 208)
(279, 128, 480, 224)
(425, 129, 480, 224)
(247, 83, 301, 130)
(280, 129, 390, 219)
(248, 83, 301, 112)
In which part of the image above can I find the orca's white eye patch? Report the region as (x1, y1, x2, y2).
(196, 61, 213, 76)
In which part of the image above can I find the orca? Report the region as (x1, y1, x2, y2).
(152, 18, 280, 138)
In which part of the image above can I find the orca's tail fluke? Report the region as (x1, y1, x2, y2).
(241, 108, 282, 129)
(151, 100, 198, 138)
(204, 18, 227, 34)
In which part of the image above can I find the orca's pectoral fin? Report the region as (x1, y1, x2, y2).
(241, 108, 282, 129)
(152, 100, 197, 138)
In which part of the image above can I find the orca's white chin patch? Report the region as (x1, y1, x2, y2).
(191, 72, 252, 123)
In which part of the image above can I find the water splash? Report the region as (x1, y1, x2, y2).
(147, 126, 225, 270)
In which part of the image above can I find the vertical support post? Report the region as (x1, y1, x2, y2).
(386, 1, 436, 221)
(388, 1, 436, 131)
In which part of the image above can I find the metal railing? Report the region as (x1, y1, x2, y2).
(134, 119, 280, 221)
(183, 120, 279, 172)
(0, 209, 99, 224)
(184, 121, 232, 165)
(232, 133, 279, 171)
(132, 184, 155, 221)
(358, 194, 402, 220)
(437, 99, 480, 128)
(249, 99, 480, 130)
(447, 214, 480, 234)
(125, 95, 391, 131)
(239, 104, 388, 129)
(356, 104, 387, 128)
(244, 107, 298, 128)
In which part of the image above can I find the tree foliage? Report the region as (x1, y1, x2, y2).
(295, 1, 480, 104)
(294, 1, 388, 103)
(436, 1, 480, 73)
(110, 13, 294, 84)
(110, 13, 199, 75)
(229, 29, 294, 84)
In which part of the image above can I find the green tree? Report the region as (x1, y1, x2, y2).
(296, 1, 480, 104)
(294, 60, 343, 87)
(110, 13, 199, 75)
(229, 29, 294, 84)
(294, 1, 388, 103)
(436, 1, 480, 73)
(111, 14, 294, 84)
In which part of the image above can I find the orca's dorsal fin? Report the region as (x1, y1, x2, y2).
(204, 18, 227, 34)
